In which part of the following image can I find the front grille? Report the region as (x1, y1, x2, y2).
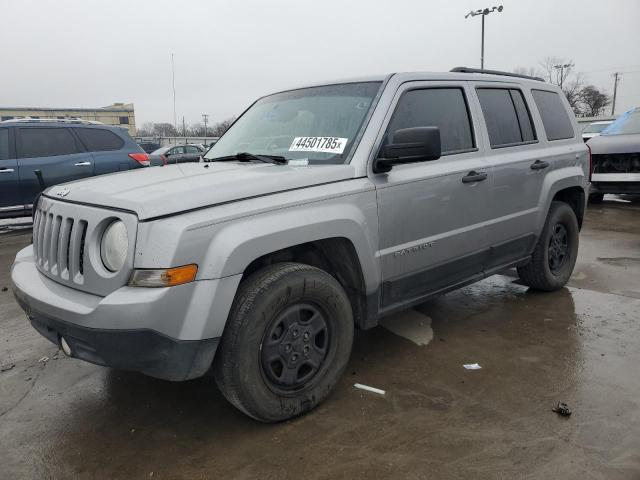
(592, 152, 640, 174)
(33, 208, 88, 284)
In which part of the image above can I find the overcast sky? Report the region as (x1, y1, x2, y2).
(1, 0, 639, 126)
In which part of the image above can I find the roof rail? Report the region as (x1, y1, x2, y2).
(0, 117, 105, 125)
(450, 67, 545, 82)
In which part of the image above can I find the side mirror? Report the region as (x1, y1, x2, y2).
(373, 126, 441, 173)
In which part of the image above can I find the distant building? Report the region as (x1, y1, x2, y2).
(0, 103, 136, 136)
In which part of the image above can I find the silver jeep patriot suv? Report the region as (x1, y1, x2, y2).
(11, 68, 590, 422)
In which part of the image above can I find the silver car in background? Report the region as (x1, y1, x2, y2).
(587, 107, 640, 202)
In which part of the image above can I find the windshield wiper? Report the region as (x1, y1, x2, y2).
(206, 152, 287, 165)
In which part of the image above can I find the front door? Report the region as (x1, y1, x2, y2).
(371, 82, 493, 311)
(16, 127, 94, 205)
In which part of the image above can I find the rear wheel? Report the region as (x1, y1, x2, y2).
(517, 201, 579, 291)
(214, 262, 354, 422)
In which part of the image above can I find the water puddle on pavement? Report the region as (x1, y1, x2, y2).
(379, 309, 434, 346)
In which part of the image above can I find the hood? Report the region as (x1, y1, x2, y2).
(587, 133, 640, 154)
(45, 162, 357, 220)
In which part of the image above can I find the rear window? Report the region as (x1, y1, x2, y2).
(477, 88, 536, 147)
(18, 127, 79, 158)
(0, 129, 9, 160)
(76, 128, 124, 152)
(531, 90, 574, 141)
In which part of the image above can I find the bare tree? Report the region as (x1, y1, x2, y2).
(515, 57, 585, 114)
(513, 66, 543, 79)
(210, 118, 235, 137)
(136, 122, 155, 137)
(562, 73, 585, 114)
(188, 122, 206, 136)
(579, 85, 611, 117)
(152, 123, 178, 137)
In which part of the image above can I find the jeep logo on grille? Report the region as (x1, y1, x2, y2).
(56, 188, 71, 198)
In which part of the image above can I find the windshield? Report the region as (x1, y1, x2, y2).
(150, 146, 170, 155)
(602, 109, 640, 135)
(583, 122, 611, 134)
(204, 82, 382, 164)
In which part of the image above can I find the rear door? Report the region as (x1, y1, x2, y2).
(0, 127, 21, 212)
(74, 127, 128, 174)
(16, 126, 94, 204)
(471, 82, 547, 270)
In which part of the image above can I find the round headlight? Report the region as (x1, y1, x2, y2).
(101, 220, 128, 272)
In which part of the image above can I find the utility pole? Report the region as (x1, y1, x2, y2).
(465, 6, 503, 70)
(171, 53, 177, 131)
(611, 72, 620, 116)
(202, 114, 209, 138)
(182, 116, 186, 139)
(553, 63, 573, 89)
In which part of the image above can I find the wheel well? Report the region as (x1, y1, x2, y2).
(242, 238, 369, 329)
(552, 187, 585, 229)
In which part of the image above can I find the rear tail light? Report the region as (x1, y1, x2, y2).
(587, 144, 593, 181)
(128, 153, 150, 167)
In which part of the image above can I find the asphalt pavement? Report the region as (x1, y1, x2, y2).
(1, 197, 639, 479)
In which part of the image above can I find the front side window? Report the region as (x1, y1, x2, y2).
(204, 82, 382, 164)
(477, 88, 536, 147)
(18, 128, 78, 158)
(531, 90, 574, 141)
(0, 129, 10, 160)
(185, 145, 200, 153)
(385, 88, 475, 155)
(76, 128, 124, 152)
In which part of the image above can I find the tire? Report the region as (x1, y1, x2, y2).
(589, 193, 604, 203)
(517, 201, 579, 291)
(214, 262, 354, 422)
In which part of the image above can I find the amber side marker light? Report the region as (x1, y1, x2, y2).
(129, 264, 198, 288)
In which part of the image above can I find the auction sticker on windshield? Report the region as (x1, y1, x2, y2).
(289, 137, 348, 154)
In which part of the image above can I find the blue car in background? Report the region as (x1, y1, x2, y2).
(0, 119, 148, 218)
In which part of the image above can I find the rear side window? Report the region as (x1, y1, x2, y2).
(477, 88, 536, 147)
(0, 129, 9, 160)
(531, 90, 574, 141)
(386, 88, 475, 155)
(76, 128, 124, 152)
(18, 128, 79, 158)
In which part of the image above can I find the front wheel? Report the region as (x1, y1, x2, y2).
(214, 262, 354, 422)
(517, 201, 579, 291)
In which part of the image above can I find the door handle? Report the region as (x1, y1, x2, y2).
(530, 160, 549, 170)
(74, 161, 91, 166)
(0, 168, 15, 173)
(462, 171, 488, 183)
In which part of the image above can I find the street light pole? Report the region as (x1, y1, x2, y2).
(202, 114, 209, 138)
(465, 6, 503, 70)
(553, 63, 573, 89)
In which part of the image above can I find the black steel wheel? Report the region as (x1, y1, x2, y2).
(548, 223, 569, 274)
(261, 303, 330, 392)
(517, 201, 580, 291)
(214, 262, 354, 422)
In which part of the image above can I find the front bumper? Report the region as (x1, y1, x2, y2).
(27, 313, 219, 381)
(11, 245, 241, 381)
(591, 174, 640, 195)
